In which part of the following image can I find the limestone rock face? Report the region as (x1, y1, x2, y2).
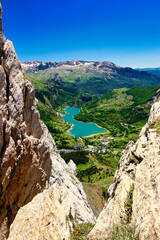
(8, 183, 92, 240)
(8, 125, 95, 240)
(68, 159, 77, 176)
(131, 102, 160, 240)
(89, 100, 160, 240)
(0, 4, 95, 240)
(0, 36, 52, 240)
(89, 141, 136, 239)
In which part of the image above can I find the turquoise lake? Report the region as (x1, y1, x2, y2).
(62, 107, 106, 138)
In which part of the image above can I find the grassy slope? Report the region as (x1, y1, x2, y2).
(137, 68, 160, 78)
(26, 73, 126, 190)
(25, 73, 92, 109)
(82, 183, 106, 217)
(28, 66, 160, 96)
(75, 86, 160, 135)
(127, 86, 160, 105)
(70, 86, 160, 190)
(26, 73, 85, 149)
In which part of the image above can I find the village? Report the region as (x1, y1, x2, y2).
(57, 137, 114, 154)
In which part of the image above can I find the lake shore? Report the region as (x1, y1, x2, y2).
(63, 106, 107, 138)
(67, 123, 107, 138)
(66, 124, 74, 134)
(84, 130, 108, 138)
(71, 121, 108, 138)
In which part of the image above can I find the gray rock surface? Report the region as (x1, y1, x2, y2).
(8, 126, 95, 240)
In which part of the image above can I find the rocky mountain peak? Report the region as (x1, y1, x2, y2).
(21, 59, 118, 73)
(0, 2, 5, 48)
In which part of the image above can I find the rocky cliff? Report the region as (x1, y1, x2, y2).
(0, 4, 95, 239)
(89, 100, 160, 239)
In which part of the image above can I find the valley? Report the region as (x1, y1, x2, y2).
(2, 0, 160, 239)
(23, 62, 160, 214)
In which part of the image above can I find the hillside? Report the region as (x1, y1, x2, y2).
(25, 73, 88, 150)
(25, 73, 120, 190)
(137, 67, 160, 78)
(24, 72, 160, 199)
(22, 60, 160, 96)
(75, 85, 160, 136)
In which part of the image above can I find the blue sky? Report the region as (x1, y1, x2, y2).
(2, 0, 160, 68)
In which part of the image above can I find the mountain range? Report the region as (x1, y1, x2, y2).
(136, 67, 160, 78)
(22, 60, 160, 95)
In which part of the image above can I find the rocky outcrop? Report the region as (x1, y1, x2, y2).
(0, 4, 95, 239)
(8, 126, 95, 240)
(89, 101, 160, 239)
(131, 102, 160, 240)
(0, 19, 51, 240)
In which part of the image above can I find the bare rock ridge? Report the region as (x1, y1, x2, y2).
(0, 4, 95, 240)
(21, 59, 117, 73)
(89, 101, 160, 239)
(0, 3, 52, 236)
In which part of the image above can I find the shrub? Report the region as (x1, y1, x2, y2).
(70, 223, 94, 240)
(106, 224, 140, 240)
(124, 185, 134, 223)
